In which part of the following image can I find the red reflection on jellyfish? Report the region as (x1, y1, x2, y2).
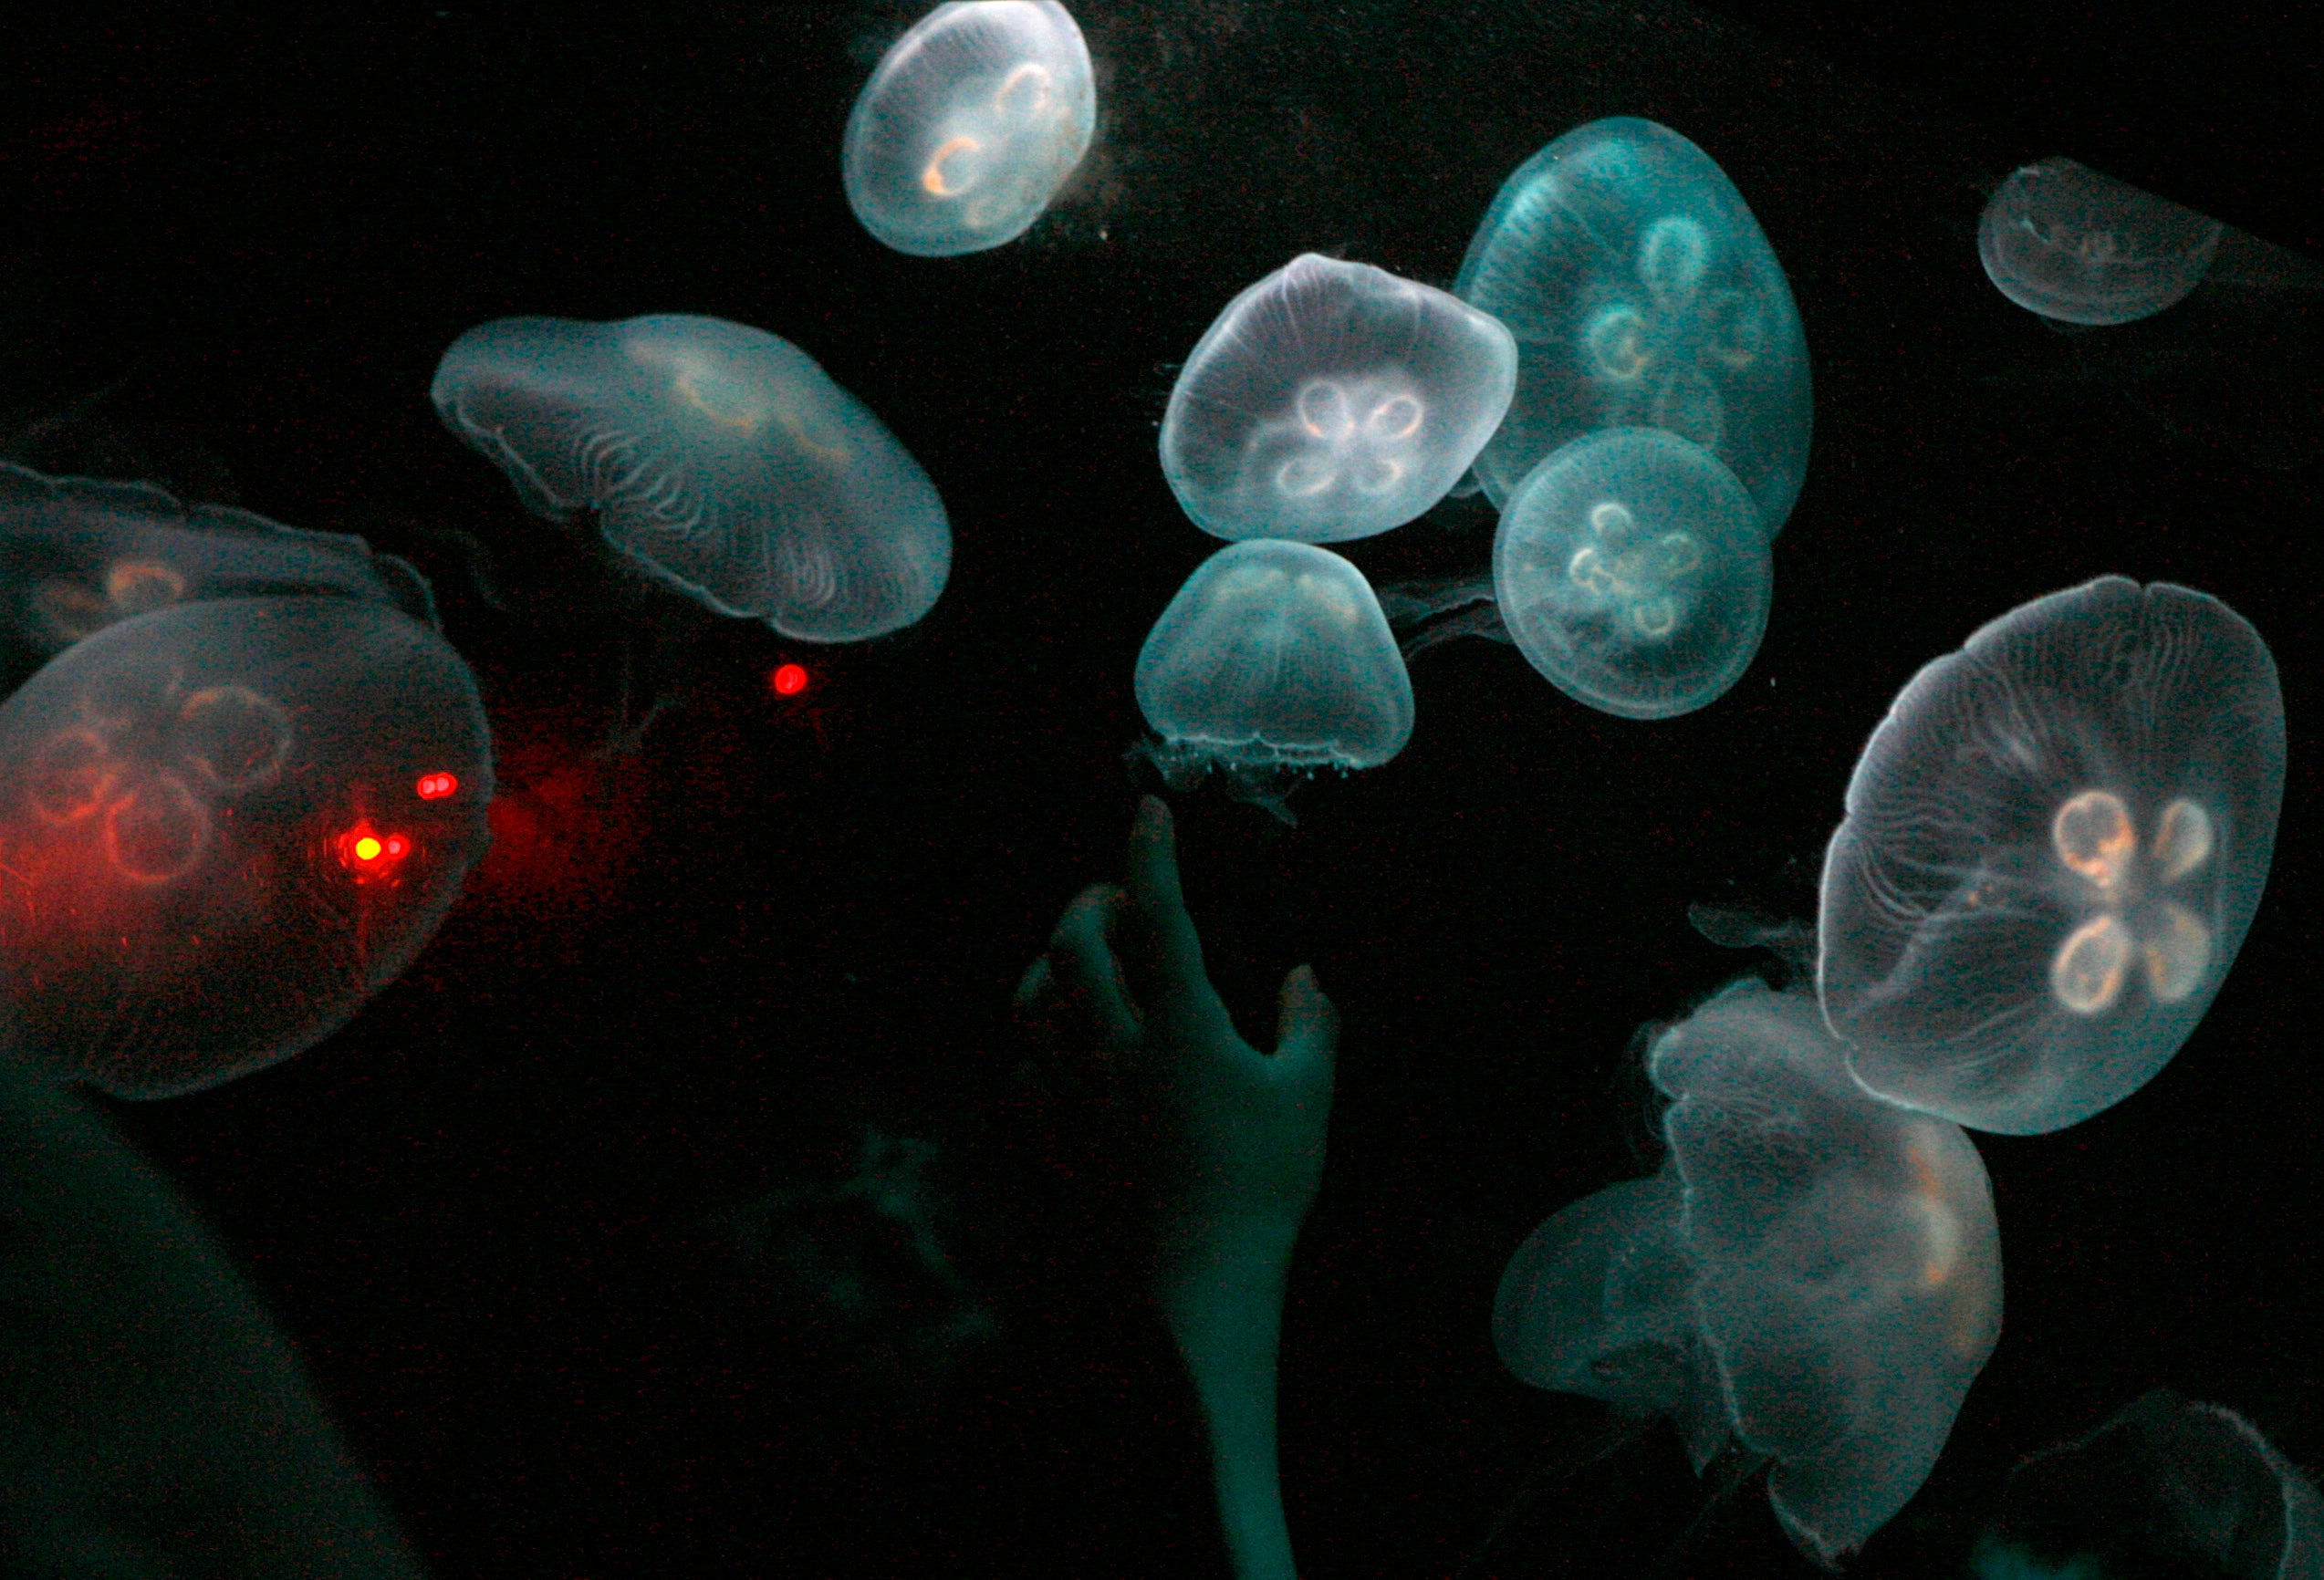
(770, 662, 810, 697)
(338, 822, 412, 877)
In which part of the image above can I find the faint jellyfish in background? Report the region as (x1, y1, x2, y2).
(1494, 427, 1769, 720)
(843, 1, 1096, 257)
(0, 461, 436, 695)
(1819, 577, 2285, 1135)
(1974, 1391, 2324, 1580)
(1455, 117, 1812, 534)
(1133, 539, 1413, 822)
(432, 314, 951, 642)
(1496, 979, 2002, 1569)
(1978, 158, 2224, 327)
(1160, 254, 1517, 543)
(0, 596, 495, 1098)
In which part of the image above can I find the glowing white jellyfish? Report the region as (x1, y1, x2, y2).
(1161, 254, 1517, 543)
(1819, 577, 2285, 1134)
(843, 1, 1097, 257)
(1977, 158, 2224, 327)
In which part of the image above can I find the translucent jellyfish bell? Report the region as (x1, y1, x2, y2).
(1496, 981, 2002, 1568)
(1160, 255, 1518, 543)
(432, 314, 951, 642)
(0, 461, 435, 692)
(1454, 117, 1812, 534)
(1493, 427, 1770, 719)
(1975, 1391, 2324, 1580)
(1977, 158, 2225, 327)
(842, 1, 1096, 257)
(0, 597, 495, 1098)
(1819, 577, 2285, 1135)
(1134, 540, 1413, 816)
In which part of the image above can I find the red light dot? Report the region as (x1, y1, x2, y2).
(416, 772, 459, 800)
(384, 835, 410, 858)
(771, 663, 809, 697)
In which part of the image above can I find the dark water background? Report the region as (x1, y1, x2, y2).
(5, 2, 2320, 1575)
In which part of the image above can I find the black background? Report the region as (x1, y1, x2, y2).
(4, 2, 2320, 1575)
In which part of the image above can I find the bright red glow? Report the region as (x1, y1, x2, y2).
(770, 663, 809, 697)
(416, 772, 460, 800)
(338, 823, 413, 875)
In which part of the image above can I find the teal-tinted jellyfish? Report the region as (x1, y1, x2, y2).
(1496, 981, 2002, 1568)
(1454, 117, 1811, 535)
(1134, 539, 1412, 819)
(0, 461, 434, 693)
(1974, 1391, 2324, 1580)
(1160, 254, 1518, 543)
(1977, 158, 2224, 327)
(843, 1, 1096, 257)
(432, 314, 951, 642)
(1492, 427, 1769, 719)
(1819, 577, 2285, 1135)
(0, 597, 495, 1097)
(0, 1049, 429, 1577)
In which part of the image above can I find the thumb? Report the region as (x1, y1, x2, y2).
(1271, 963, 1339, 1072)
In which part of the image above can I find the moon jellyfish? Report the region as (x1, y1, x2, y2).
(1819, 577, 2284, 1135)
(1975, 1391, 2323, 1580)
(0, 597, 495, 1098)
(432, 314, 951, 642)
(1160, 254, 1518, 543)
(0, 461, 435, 693)
(1454, 117, 1811, 534)
(0, 1051, 430, 1578)
(842, 1, 1096, 257)
(1977, 158, 2225, 327)
(1496, 981, 2002, 1567)
(1133, 539, 1412, 820)
(1493, 427, 1769, 720)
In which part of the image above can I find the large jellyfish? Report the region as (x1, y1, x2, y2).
(431, 313, 951, 642)
(0, 596, 495, 1097)
(0, 461, 435, 693)
(1977, 158, 2225, 327)
(1975, 1391, 2324, 1580)
(1160, 254, 1518, 543)
(1134, 539, 1412, 820)
(1495, 980, 2002, 1567)
(0, 1049, 429, 1577)
(1493, 427, 1770, 719)
(1819, 577, 2285, 1135)
(842, 1, 1096, 257)
(1454, 117, 1811, 533)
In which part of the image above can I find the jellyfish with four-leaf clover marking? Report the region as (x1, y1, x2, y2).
(1160, 254, 1518, 543)
(1133, 539, 1413, 822)
(1817, 577, 2285, 1135)
(0, 596, 495, 1098)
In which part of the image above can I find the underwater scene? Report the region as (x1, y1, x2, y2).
(3, 1, 2319, 1575)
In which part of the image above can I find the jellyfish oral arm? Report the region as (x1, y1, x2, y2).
(1014, 798, 1337, 1580)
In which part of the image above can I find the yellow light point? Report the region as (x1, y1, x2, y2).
(2051, 788, 2137, 892)
(922, 136, 981, 196)
(354, 836, 382, 862)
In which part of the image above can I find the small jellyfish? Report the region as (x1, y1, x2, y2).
(1493, 427, 1769, 720)
(843, 1, 1096, 257)
(0, 461, 436, 693)
(1496, 981, 2002, 1568)
(1160, 255, 1518, 543)
(1133, 539, 1412, 818)
(1819, 577, 2285, 1135)
(1975, 1391, 2324, 1580)
(1978, 158, 2225, 327)
(1454, 118, 1812, 534)
(0, 597, 495, 1098)
(432, 314, 951, 642)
